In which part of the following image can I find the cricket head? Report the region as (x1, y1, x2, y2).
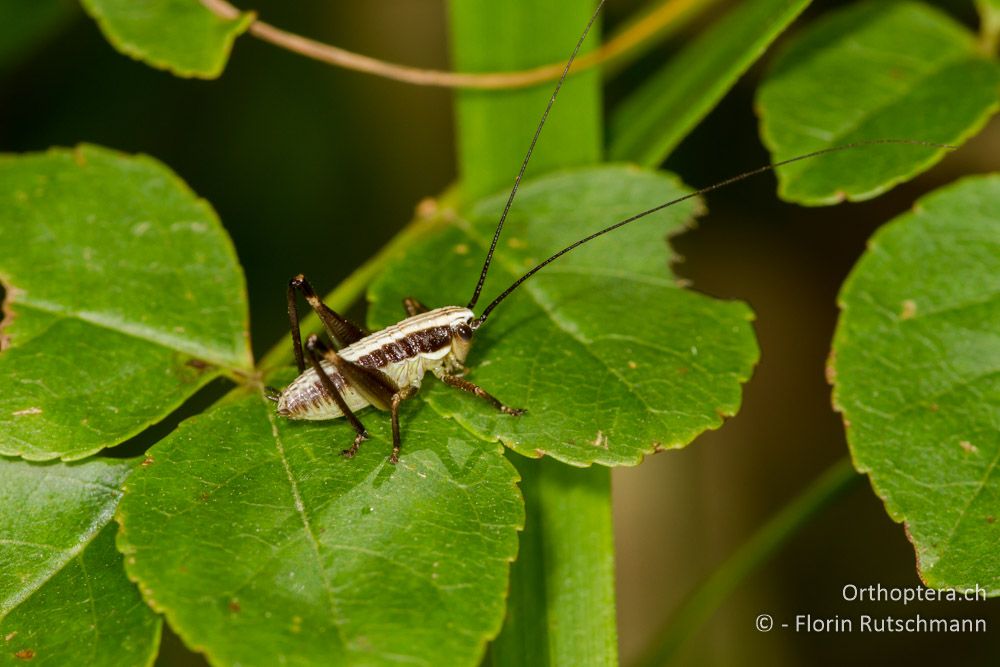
(443, 306, 476, 371)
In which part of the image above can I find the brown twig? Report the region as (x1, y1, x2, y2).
(200, 0, 705, 89)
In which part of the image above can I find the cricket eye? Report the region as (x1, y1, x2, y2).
(455, 323, 473, 341)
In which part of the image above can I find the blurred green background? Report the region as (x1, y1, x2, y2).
(1, 0, 997, 665)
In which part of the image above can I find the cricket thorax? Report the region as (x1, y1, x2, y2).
(277, 306, 474, 420)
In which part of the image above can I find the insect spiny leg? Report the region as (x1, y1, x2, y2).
(438, 374, 525, 416)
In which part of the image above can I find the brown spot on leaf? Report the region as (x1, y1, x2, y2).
(591, 431, 608, 449)
(627, 360, 637, 369)
(987, 516, 995, 524)
(186, 358, 211, 371)
(900, 299, 917, 320)
(652, 441, 667, 453)
(959, 440, 978, 454)
(0, 280, 19, 352)
(4, 632, 17, 642)
(676, 367, 689, 375)
(507, 237, 527, 249)
(12, 407, 42, 416)
(533, 449, 546, 458)
(929, 403, 939, 412)
(415, 197, 438, 219)
(228, 599, 241, 613)
(453, 243, 469, 255)
(141, 456, 155, 467)
(14, 649, 34, 661)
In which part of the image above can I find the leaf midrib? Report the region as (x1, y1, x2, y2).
(0, 476, 122, 618)
(10, 297, 243, 371)
(262, 398, 349, 653)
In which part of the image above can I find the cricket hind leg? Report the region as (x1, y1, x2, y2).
(305, 335, 369, 458)
(288, 274, 367, 373)
(437, 373, 526, 416)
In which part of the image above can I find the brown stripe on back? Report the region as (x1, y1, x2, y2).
(383, 341, 407, 363)
(353, 325, 453, 369)
(356, 348, 387, 368)
(415, 326, 452, 353)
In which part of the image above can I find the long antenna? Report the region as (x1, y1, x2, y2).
(471, 139, 955, 327)
(466, 0, 607, 311)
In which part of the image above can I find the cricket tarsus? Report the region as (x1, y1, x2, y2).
(466, 0, 607, 312)
(471, 138, 956, 326)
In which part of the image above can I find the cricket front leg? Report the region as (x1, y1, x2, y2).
(305, 335, 369, 458)
(388, 386, 418, 464)
(437, 373, 525, 416)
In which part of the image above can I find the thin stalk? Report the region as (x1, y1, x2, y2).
(976, 0, 1000, 56)
(200, 0, 714, 90)
(633, 457, 862, 667)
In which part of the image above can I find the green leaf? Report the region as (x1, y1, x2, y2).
(369, 166, 759, 467)
(0, 457, 161, 666)
(608, 0, 811, 167)
(116, 382, 523, 666)
(492, 459, 617, 666)
(80, 0, 253, 78)
(831, 174, 1000, 593)
(0, 144, 251, 461)
(756, 0, 1000, 205)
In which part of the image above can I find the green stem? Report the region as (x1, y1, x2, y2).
(633, 457, 862, 667)
(976, 0, 1000, 56)
(494, 460, 618, 666)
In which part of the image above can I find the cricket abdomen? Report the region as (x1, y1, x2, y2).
(277, 360, 369, 420)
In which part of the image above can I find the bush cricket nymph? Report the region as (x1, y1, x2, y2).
(268, 0, 948, 463)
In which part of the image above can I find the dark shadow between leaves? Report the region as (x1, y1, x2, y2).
(105, 376, 234, 459)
